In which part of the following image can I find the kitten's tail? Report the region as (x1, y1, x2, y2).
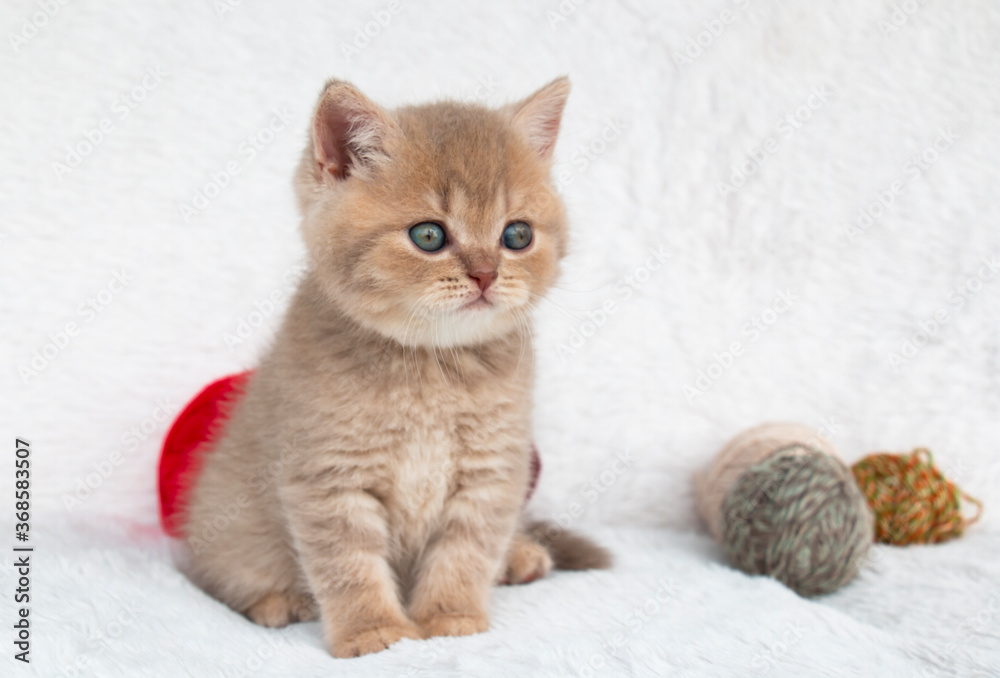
(525, 520, 613, 570)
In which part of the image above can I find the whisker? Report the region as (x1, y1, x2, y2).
(528, 291, 588, 322)
(399, 290, 439, 392)
(513, 307, 530, 374)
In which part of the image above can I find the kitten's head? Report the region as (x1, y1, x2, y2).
(295, 77, 570, 348)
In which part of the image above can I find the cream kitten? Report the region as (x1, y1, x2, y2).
(182, 76, 610, 658)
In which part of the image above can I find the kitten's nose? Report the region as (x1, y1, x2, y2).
(468, 267, 498, 292)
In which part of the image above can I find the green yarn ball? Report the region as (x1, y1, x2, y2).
(721, 446, 874, 597)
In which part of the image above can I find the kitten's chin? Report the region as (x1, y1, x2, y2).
(380, 305, 522, 349)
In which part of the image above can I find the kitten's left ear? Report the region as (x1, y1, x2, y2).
(508, 76, 571, 161)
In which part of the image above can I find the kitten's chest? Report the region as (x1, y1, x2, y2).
(388, 424, 455, 539)
(333, 341, 528, 548)
(375, 376, 485, 548)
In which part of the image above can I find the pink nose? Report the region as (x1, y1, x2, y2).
(468, 268, 498, 292)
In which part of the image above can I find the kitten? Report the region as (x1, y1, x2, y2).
(182, 77, 610, 658)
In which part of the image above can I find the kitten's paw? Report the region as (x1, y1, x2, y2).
(332, 622, 421, 658)
(418, 613, 490, 639)
(246, 592, 318, 628)
(498, 538, 553, 585)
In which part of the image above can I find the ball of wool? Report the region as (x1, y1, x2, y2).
(721, 446, 874, 597)
(695, 422, 840, 542)
(852, 448, 983, 545)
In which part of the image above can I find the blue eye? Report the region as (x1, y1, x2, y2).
(409, 222, 446, 251)
(502, 221, 532, 250)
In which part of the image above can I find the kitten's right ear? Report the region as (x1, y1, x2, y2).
(311, 79, 398, 184)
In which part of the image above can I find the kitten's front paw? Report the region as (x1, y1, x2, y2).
(332, 622, 421, 658)
(417, 613, 489, 639)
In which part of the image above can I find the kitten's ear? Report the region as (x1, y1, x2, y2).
(508, 76, 571, 161)
(311, 79, 398, 183)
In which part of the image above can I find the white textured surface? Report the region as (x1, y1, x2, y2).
(2, 0, 999, 675)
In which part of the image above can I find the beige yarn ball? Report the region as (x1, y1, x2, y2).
(694, 422, 840, 541)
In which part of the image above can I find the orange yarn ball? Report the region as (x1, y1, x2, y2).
(851, 448, 983, 545)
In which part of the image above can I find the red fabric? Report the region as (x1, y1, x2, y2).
(158, 371, 252, 537)
(159, 372, 542, 538)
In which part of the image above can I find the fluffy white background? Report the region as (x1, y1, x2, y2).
(2, 0, 999, 676)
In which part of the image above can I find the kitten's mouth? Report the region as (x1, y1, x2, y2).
(463, 296, 493, 310)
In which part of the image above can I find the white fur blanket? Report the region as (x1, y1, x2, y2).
(3, 0, 999, 675)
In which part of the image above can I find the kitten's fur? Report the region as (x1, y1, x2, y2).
(183, 77, 610, 658)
